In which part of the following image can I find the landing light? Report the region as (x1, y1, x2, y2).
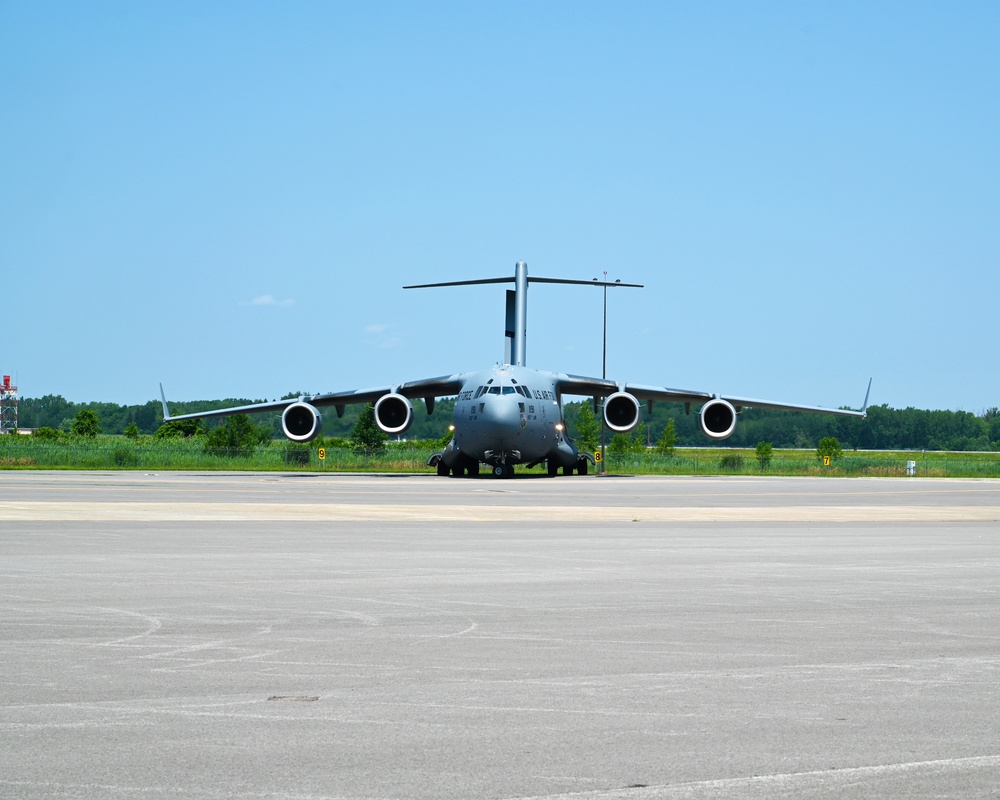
(555, 423, 564, 431)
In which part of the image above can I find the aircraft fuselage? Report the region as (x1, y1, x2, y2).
(438, 364, 583, 477)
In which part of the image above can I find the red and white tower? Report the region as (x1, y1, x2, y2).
(1, 375, 17, 433)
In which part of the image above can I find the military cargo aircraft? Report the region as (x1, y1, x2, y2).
(160, 261, 869, 478)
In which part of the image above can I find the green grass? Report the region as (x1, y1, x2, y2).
(0, 436, 433, 473)
(606, 448, 1000, 478)
(2, 437, 999, 478)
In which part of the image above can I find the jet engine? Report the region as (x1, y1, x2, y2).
(282, 402, 323, 443)
(699, 398, 738, 440)
(374, 392, 414, 435)
(603, 391, 641, 433)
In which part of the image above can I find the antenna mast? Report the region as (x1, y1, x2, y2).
(0, 375, 18, 434)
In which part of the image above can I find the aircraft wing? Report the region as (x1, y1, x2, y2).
(554, 374, 620, 397)
(395, 374, 468, 399)
(159, 391, 297, 423)
(709, 392, 867, 417)
(160, 373, 468, 423)
(556, 374, 714, 406)
(555, 376, 869, 418)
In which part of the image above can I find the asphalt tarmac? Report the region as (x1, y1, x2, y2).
(2, 471, 999, 799)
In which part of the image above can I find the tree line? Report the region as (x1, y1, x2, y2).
(16, 394, 456, 442)
(564, 401, 1000, 452)
(14, 394, 1000, 452)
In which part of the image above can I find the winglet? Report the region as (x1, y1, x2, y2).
(861, 378, 872, 418)
(159, 383, 173, 422)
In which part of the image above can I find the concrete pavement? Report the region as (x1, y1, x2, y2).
(2, 472, 999, 798)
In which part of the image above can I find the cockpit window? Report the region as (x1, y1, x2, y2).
(488, 386, 501, 395)
(502, 386, 516, 395)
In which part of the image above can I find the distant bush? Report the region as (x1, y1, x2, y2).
(33, 427, 63, 441)
(71, 409, 102, 438)
(350, 404, 386, 453)
(817, 437, 843, 461)
(755, 441, 773, 470)
(113, 445, 140, 467)
(285, 446, 311, 465)
(719, 455, 743, 471)
(655, 419, 678, 456)
(203, 415, 272, 457)
(155, 419, 204, 438)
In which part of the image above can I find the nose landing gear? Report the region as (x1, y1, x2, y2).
(492, 463, 515, 479)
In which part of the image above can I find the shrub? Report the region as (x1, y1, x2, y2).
(350, 404, 386, 453)
(285, 446, 311, 465)
(203, 415, 272, 456)
(655, 419, 678, 456)
(71, 409, 101, 437)
(113, 445, 140, 467)
(155, 419, 204, 438)
(817, 436, 843, 461)
(755, 441, 773, 470)
(719, 455, 743, 471)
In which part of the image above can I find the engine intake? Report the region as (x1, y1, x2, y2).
(603, 391, 641, 433)
(700, 398, 738, 440)
(282, 402, 323, 443)
(374, 393, 414, 435)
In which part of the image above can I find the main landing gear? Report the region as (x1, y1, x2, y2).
(438, 459, 481, 478)
(546, 457, 590, 477)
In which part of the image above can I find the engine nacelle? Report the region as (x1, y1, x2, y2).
(374, 393, 414, 435)
(282, 402, 323, 443)
(699, 398, 738, 440)
(603, 391, 641, 433)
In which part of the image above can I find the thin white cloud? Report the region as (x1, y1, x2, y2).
(241, 295, 294, 307)
(365, 322, 403, 349)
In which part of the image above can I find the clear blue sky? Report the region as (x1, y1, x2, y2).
(3, 2, 998, 412)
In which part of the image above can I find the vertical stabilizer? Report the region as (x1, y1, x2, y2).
(504, 290, 515, 365)
(512, 261, 528, 366)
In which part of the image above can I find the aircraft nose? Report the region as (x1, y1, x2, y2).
(483, 396, 523, 442)
(489, 396, 520, 427)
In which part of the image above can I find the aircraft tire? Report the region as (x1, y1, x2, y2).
(492, 465, 506, 478)
(577, 459, 588, 476)
(562, 465, 574, 476)
(547, 460, 559, 477)
(452, 465, 465, 477)
(437, 462, 449, 477)
(467, 461, 480, 477)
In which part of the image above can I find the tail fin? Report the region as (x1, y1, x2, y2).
(405, 261, 642, 368)
(861, 378, 872, 418)
(159, 383, 173, 421)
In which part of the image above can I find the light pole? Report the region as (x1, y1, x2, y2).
(591, 273, 642, 476)
(599, 272, 609, 473)
(602, 273, 609, 375)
